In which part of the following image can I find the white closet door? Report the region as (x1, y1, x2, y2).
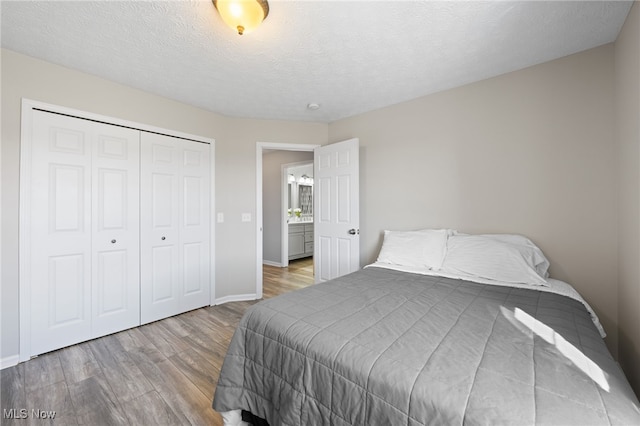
(140, 133, 210, 324)
(180, 141, 211, 312)
(29, 111, 140, 355)
(91, 124, 140, 338)
(30, 111, 93, 355)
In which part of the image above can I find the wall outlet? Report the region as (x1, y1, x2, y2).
(217, 212, 224, 223)
(241, 213, 251, 222)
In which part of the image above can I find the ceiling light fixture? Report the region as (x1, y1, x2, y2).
(307, 103, 320, 110)
(213, 0, 269, 35)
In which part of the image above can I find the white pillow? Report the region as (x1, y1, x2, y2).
(441, 234, 549, 286)
(479, 234, 550, 278)
(376, 229, 450, 270)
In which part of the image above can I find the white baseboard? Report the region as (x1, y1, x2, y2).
(214, 293, 260, 305)
(0, 355, 20, 370)
(263, 260, 283, 267)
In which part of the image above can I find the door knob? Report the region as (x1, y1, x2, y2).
(348, 228, 359, 235)
(111, 239, 116, 244)
(161, 236, 166, 241)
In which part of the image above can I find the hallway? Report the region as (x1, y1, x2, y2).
(262, 257, 314, 299)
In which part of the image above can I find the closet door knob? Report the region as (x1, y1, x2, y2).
(161, 236, 166, 241)
(111, 239, 116, 244)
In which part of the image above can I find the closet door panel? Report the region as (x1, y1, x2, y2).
(151, 246, 177, 301)
(140, 133, 182, 324)
(91, 125, 140, 338)
(49, 254, 86, 323)
(96, 250, 128, 310)
(180, 143, 210, 311)
(183, 242, 204, 295)
(30, 111, 93, 355)
(141, 134, 210, 323)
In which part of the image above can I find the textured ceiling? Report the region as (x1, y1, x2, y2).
(1, 1, 633, 123)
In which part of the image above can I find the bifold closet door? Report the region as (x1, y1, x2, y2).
(140, 133, 210, 324)
(91, 121, 141, 338)
(29, 110, 140, 356)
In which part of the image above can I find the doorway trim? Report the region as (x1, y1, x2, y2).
(256, 142, 319, 298)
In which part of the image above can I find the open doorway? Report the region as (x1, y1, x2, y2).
(262, 257, 314, 299)
(283, 161, 314, 264)
(256, 143, 319, 298)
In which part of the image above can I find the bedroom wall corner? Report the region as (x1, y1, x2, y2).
(615, 0, 640, 396)
(328, 44, 620, 357)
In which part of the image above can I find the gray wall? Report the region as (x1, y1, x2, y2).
(262, 150, 313, 264)
(329, 45, 619, 355)
(615, 1, 640, 394)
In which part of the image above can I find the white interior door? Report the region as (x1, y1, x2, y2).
(29, 111, 140, 355)
(91, 124, 140, 338)
(314, 138, 360, 283)
(30, 111, 93, 355)
(140, 133, 210, 324)
(180, 140, 211, 312)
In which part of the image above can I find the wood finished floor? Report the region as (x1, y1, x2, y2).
(1, 258, 314, 426)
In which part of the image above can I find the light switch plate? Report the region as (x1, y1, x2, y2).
(241, 213, 251, 222)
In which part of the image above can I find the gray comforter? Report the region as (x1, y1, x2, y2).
(212, 267, 640, 425)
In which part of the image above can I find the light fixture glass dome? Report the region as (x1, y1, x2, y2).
(213, 0, 269, 35)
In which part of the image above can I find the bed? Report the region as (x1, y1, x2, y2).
(212, 230, 640, 425)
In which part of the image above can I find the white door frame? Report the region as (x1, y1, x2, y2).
(256, 143, 319, 298)
(19, 99, 216, 362)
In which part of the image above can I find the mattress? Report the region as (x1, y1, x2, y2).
(212, 266, 640, 425)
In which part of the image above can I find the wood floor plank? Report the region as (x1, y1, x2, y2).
(207, 303, 250, 326)
(130, 343, 217, 425)
(125, 347, 170, 397)
(113, 329, 137, 352)
(153, 321, 195, 352)
(145, 358, 219, 426)
(182, 334, 229, 369)
(160, 316, 192, 338)
(168, 348, 219, 398)
(88, 335, 127, 371)
(1, 260, 312, 425)
(58, 342, 101, 384)
(1, 364, 26, 425)
(24, 380, 77, 426)
(121, 390, 184, 426)
(120, 328, 167, 364)
(102, 351, 154, 403)
(24, 352, 65, 392)
(175, 311, 219, 337)
(68, 374, 128, 425)
(138, 322, 189, 358)
(192, 308, 236, 333)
